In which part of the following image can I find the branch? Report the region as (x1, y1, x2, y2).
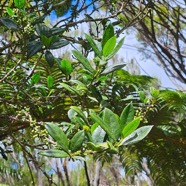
(0, 58, 22, 83)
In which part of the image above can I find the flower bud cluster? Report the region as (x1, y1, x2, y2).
(30, 121, 48, 145)
(135, 102, 155, 123)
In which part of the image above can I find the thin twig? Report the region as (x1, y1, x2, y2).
(23, 151, 36, 186)
(84, 161, 91, 186)
(0, 58, 22, 83)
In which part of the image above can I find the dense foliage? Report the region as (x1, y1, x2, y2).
(0, 0, 185, 185)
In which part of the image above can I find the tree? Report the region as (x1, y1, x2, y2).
(104, 0, 186, 88)
(0, 0, 186, 185)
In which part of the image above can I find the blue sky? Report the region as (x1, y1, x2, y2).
(49, 0, 94, 22)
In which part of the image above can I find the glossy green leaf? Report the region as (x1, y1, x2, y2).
(38, 86, 47, 96)
(47, 75, 54, 89)
(70, 106, 89, 125)
(50, 27, 65, 35)
(14, 0, 25, 8)
(120, 103, 134, 129)
(73, 116, 85, 128)
(70, 130, 85, 152)
(85, 34, 102, 58)
(103, 108, 120, 141)
(0, 18, 18, 30)
(87, 142, 106, 151)
(70, 80, 87, 92)
(45, 50, 55, 68)
(45, 123, 69, 152)
(119, 126, 153, 146)
(150, 87, 159, 98)
(30, 73, 40, 85)
(122, 117, 141, 138)
(49, 39, 69, 49)
(102, 23, 114, 48)
(106, 37, 125, 60)
(139, 91, 146, 102)
(92, 126, 106, 144)
(50, 35, 60, 44)
(90, 110, 115, 140)
(68, 108, 77, 120)
(72, 50, 95, 74)
(39, 150, 69, 158)
(58, 83, 80, 96)
(91, 123, 98, 134)
(101, 63, 126, 75)
(27, 41, 42, 59)
(103, 36, 116, 57)
(6, 7, 14, 17)
(41, 35, 53, 48)
(58, 59, 73, 76)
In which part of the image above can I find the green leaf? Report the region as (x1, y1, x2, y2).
(120, 103, 134, 130)
(92, 126, 106, 144)
(103, 108, 120, 141)
(50, 27, 65, 35)
(91, 123, 98, 133)
(14, 0, 25, 8)
(0, 18, 18, 30)
(89, 85, 102, 102)
(47, 75, 54, 89)
(87, 142, 106, 151)
(122, 117, 141, 138)
(85, 34, 102, 58)
(90, 110, 115, 140)
(58, 83, 80, 96)
(36, 24, 50, 36)
(70, 106, 89, 125)
(73, 117, 84, 128)
(45, 123, 69, 152)
(27, 41, 42, 59)
(102, 23, 114, 48)
(101, 63, 126, 75)
(150, 87, 159, 98)
(119, 126, 153, 146)
(58, 59, 73, 76)
(106, 37, 125, 60)
(72, 50, 95, 74)
(6, 7, 14, 17)
(70, 80, 87, 92)
(106, 141, 118, 154)
(70, 130, 85, 152)
(30, 73, 40, 85)
(38, 86, 47, 96)
(103, 36, 116, 57)
(139, 91, 146, 102)
(41, 35, 53, 48)
(39, 150, 69, 158)
(49, 39, 69, 49)
(72, 156, 86, 161)
(68, 108, 77, 120)
(45, 50, 55, 68)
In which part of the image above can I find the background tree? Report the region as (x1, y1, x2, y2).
(104, 0, 186, 89)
